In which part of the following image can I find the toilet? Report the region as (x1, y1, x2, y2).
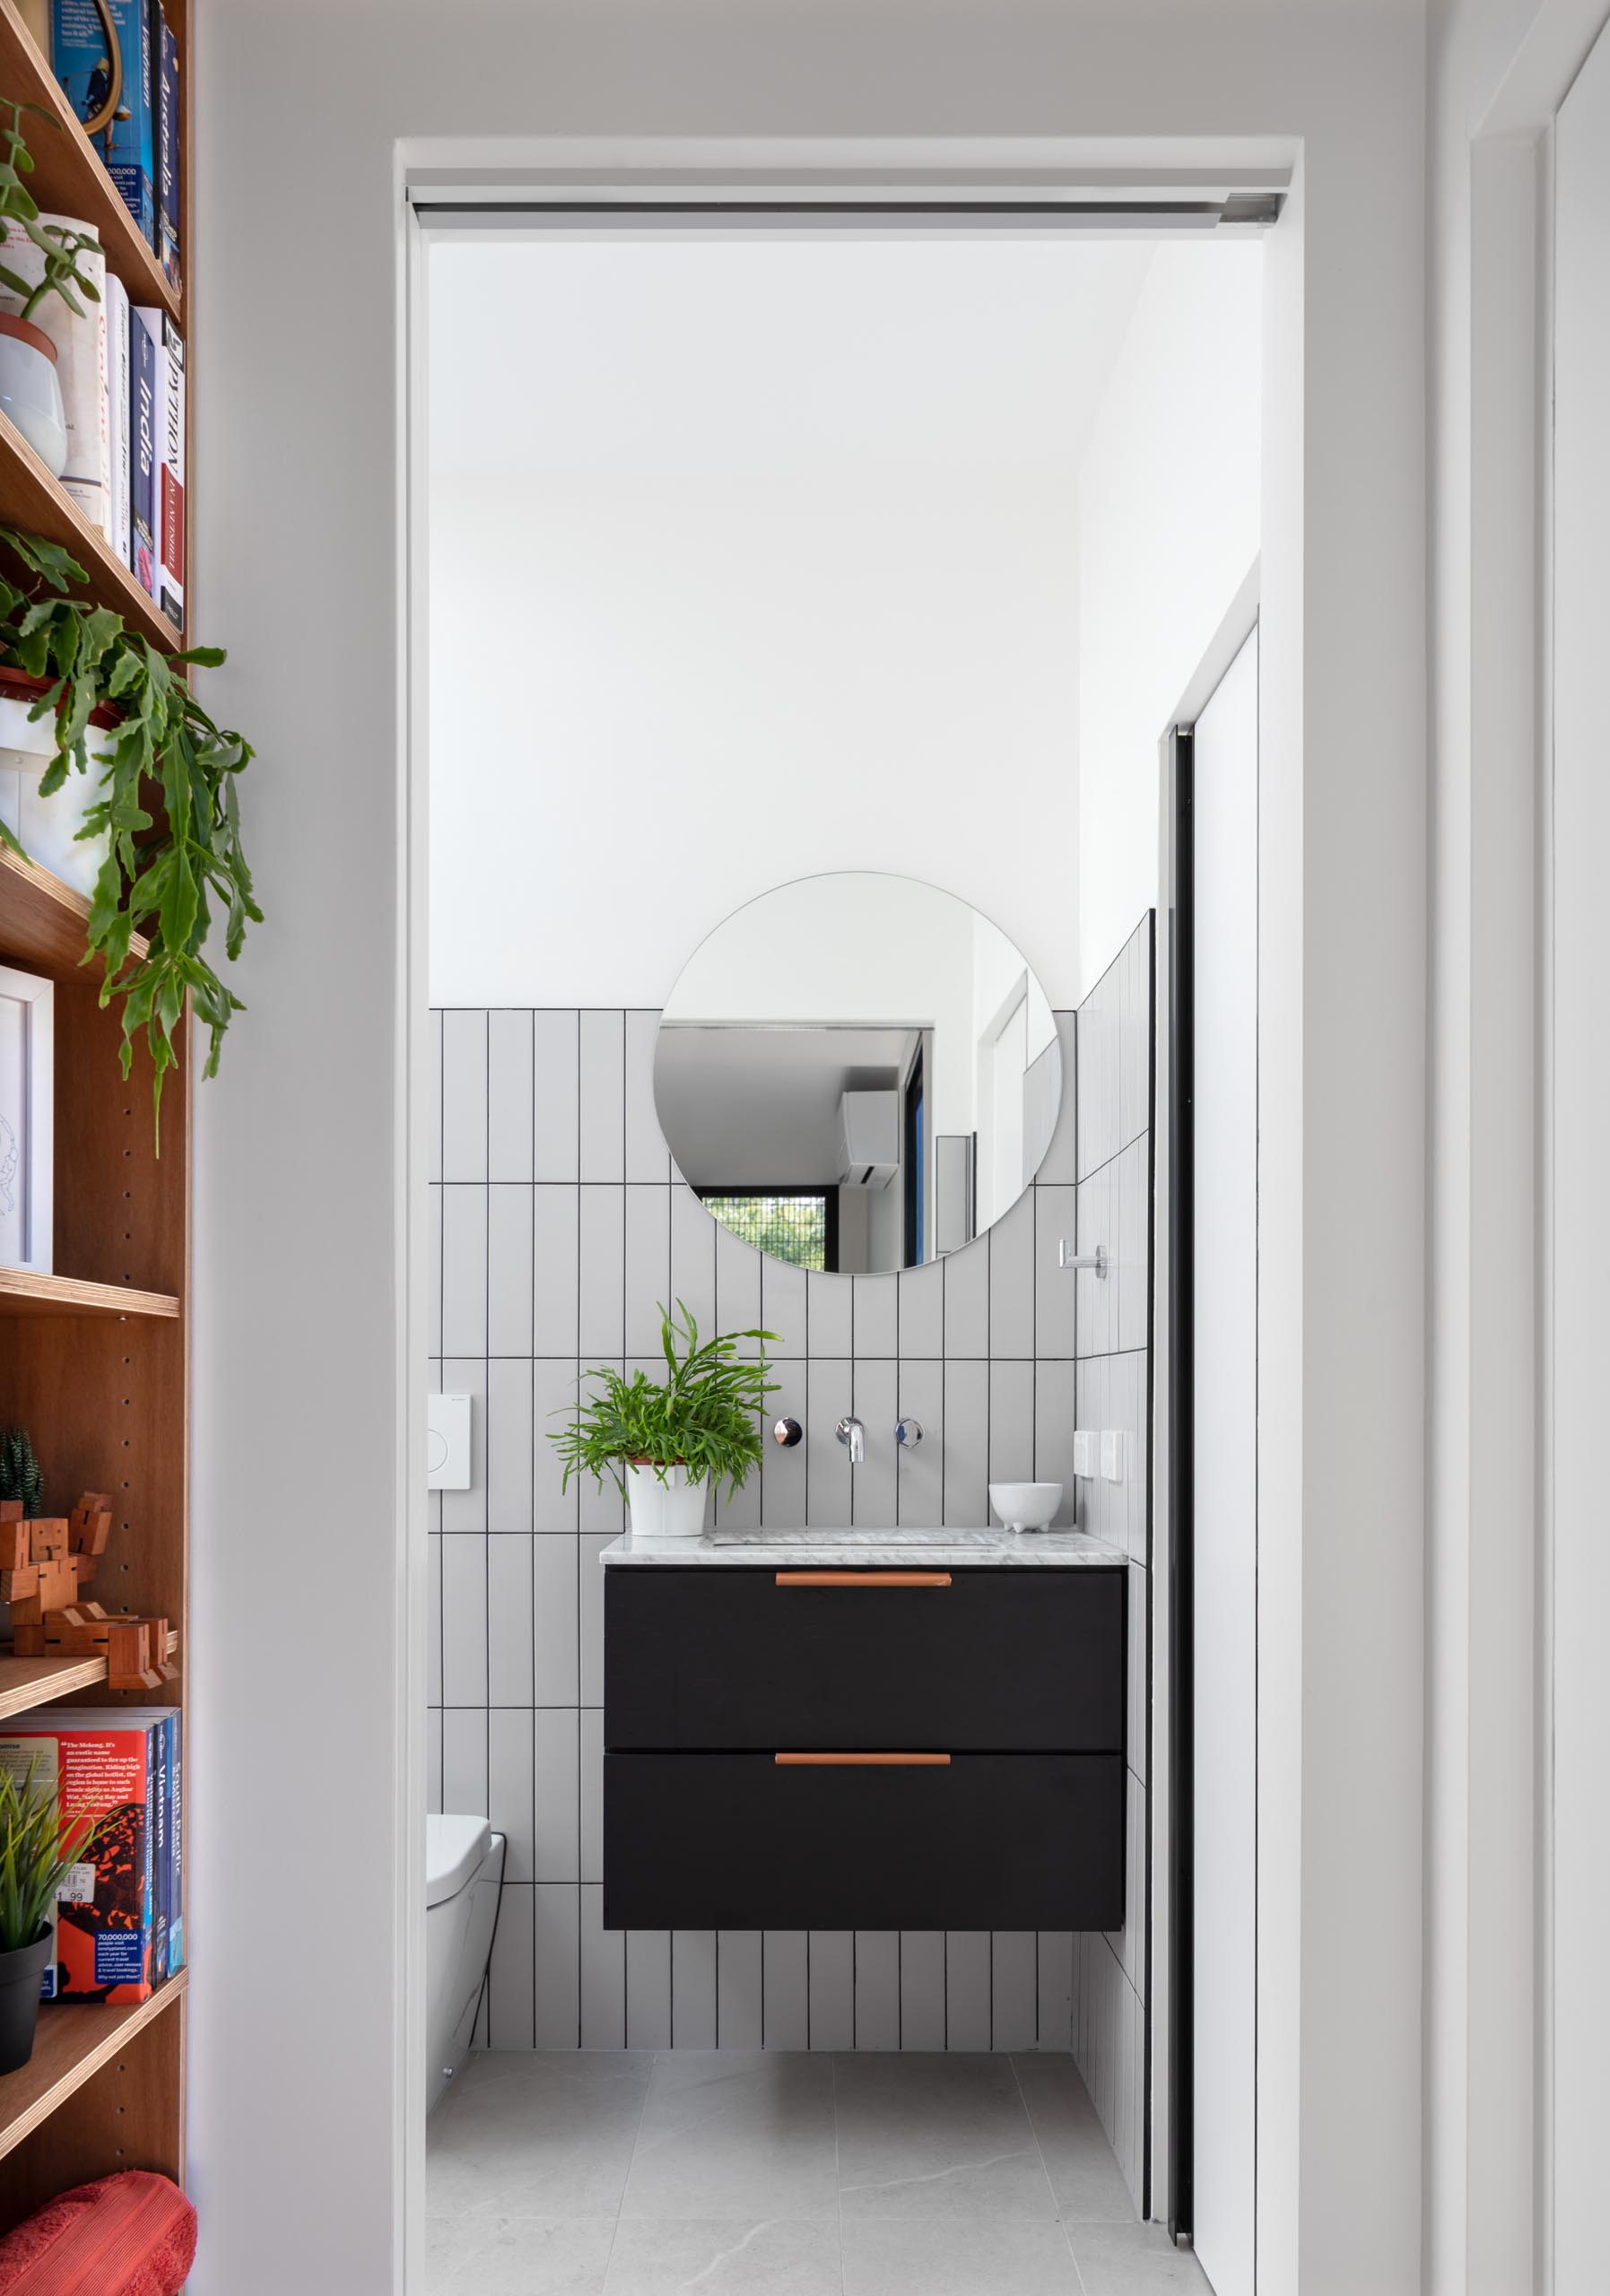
(426, 1813, 506, 2113)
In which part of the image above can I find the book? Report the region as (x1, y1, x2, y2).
(131, 307, 182, 630)
(0, 214, 110, 535)
(154, 4, 180, 291)
(105, 270, 131, 567)
(165, 1706, 183, 1979)
(0, 1716, 163, 2004)
(52, 0, 156, 247)
(130, 304, 156, 594)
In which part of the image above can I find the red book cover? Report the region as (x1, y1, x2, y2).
(0, 1725, 157, 2005)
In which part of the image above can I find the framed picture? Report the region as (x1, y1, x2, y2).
(0, 963, 52, 1275)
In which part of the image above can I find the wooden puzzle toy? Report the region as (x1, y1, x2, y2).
(3, 1493, 176, 1683)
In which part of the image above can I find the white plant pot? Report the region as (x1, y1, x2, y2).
(0, 315, 66, 476)
(625, 1462, 710, 1541)
(0, 693, 109, 899)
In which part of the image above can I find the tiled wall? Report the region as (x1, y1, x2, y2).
(426, 1000, 1092, 2054)
(1068, 918, 1154, 2205)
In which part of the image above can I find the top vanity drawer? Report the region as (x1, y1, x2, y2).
(604, 1565, 1127, 1752)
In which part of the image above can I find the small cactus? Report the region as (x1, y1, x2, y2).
(0, 1428, 43, 1518)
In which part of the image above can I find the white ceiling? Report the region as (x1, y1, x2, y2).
(656, 1024, 918, 1186)
(430, 235, 1156, 483)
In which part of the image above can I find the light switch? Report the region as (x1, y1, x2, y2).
(428, 1392, 471, 1490)
(1073, 1430, 1096, 1480)
(1101, 1429, 1125, 1483)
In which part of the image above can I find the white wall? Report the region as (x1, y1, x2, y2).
(1076, 243, 1263, 989)
(193, 5, 1429, 2290)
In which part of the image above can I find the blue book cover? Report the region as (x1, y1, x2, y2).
(52, 0, 156, 245)
(150, 1712, 169, 1986)
(130, 306, 157, 596)
(154, 4, 179, 289)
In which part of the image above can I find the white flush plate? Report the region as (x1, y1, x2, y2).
(428, 1393, 471, 1490)
(1073, 1430, 1095, 1480)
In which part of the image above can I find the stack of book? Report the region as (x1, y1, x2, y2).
(40, 0, 182, 290)
(0, 1708, 183, 2006)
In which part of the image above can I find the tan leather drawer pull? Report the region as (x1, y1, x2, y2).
(775, 1752, 952, 1766)
(774, 1570, 952, 1587)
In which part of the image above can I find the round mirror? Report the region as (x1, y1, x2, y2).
(655, 873, 1063, 1274)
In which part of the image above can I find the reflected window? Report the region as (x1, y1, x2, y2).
(697, 1189, 837, 1273)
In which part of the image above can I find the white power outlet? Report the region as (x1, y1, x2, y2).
(1073, 1430, 1096, 1480)
(1101, 1429, 1125, 1484)
(428, 1393, 472, 1490)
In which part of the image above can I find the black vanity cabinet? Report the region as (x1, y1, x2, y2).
(602, 1564, 1127, 1933)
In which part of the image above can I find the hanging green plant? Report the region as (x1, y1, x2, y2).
(0, 526, 261, 1140)
(0, 99, 102, 321)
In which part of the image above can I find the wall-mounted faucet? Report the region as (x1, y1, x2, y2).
(836, 1414, 866, 1465)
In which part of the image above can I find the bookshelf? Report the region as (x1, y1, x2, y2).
(0, 0, 190, 2231)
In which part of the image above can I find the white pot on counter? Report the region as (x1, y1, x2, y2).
(0, 673, 114, 898)
(0, 313, 66, 476)
(624, 1461, 710, 1540)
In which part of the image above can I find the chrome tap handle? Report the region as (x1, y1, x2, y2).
(835, 1415, 866, 1465)
(895, 1417, 926, 1448)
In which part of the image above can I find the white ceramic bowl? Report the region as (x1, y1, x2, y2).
(989, 1481, 1063, 1534)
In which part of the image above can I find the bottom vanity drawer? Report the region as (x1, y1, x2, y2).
(602, 1752, 1125, 1933)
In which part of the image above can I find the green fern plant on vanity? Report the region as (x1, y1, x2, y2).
(551, 1301, 779, 1540)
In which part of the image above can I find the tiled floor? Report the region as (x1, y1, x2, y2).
(427, 2050, 1213, 2294)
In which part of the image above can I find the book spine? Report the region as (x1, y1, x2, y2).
(151, 1712, 168, 1986)
(143, 1721, 157, 1991)
(131, 309, 158, 596)
(156, 5, 180, 290)
(156, 317, 184, 632)
(166, 1707, 183, 1978)
(52, 2, 157, 245)
(105, 273, 131, 568)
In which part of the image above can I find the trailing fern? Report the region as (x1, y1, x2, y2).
(550, 1300, 779, 1501)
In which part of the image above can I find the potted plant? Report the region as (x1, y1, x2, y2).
(551, 1300, 779, 1539)
(0, 1761, 92, 2074)
(0, 100, 102, 478)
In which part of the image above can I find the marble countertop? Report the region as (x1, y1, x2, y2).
(598, 1527, 1127, 1569)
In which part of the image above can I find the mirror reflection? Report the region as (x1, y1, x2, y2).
(655, 874, 1062, 1274)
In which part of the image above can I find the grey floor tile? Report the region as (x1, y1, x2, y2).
(1011, 2054, 1138, 2224)
(604, 2217, 841, 2295)
(834, 2051, 1057, 2222)
(620, 2051, 838, 2222)
(428, 2212, 614, 2296)
(1067, 2222, 1214, 2294)
(427, 2052, 653, 2220)
(841, 2218, 1082, 2296)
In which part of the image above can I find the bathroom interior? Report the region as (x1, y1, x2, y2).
(420, 219, 1263, 2296)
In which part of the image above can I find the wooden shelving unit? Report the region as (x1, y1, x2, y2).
(0, 0, 192, 2238)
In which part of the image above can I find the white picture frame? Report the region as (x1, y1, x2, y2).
(0, 962, 53, 1275)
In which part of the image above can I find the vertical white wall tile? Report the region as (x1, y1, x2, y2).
(854, 1274, 898, 1358)
(850, 1359, 898, 1530)
(1118, 1136, 1152, 1355)
(761, 1394, 807, 1528)
(1107, 1769, 1147, 1997)
(440, 1536, 488, 1708)
(534, 1012, 580, 1183)
(532, 1534, 579, 1707)
(625, 1185, 671, 1356)
(532, 1360, 579, 1529)
(488, 1707, 535, 1882)
(533, 1708, 579, 1881)
(945, 1234, 990, 1358)
(672, 1932, 718, 2049)
(670, 1185, 717, 1339)
(440, 1707, 488, 1819)
(991, 1933, 1039, 2051)
(486, 1357, 534, 1531)
(718, 1933, 763, 2049)
(426, 1185, 443, 1356)
(715, 1220, 763, 1353)
(806, 1361, 854, 1526)
(439, 1187, 487, 1358)
(808, 1933, 855, 2050)
(580, 1885, 624, 2048)
(762, 1933, 809, 2048)
(488, 1011, 535, 1181)
(487, 1535, 534, 1705)
(1075, 1163, 1118, 1356)
(945, 1933, 992, 2050)
(627, 1931, 673, 2048)
(486, 1883, 534, 2049)
(761, 1257, 807, 1358)
(579, 1369, 625, 1533)
(439, 1356, 488, 1533)
(428, 1008, 443, 1183)
(441, 1011, 488, 1181)
(426, 1709, 443, 1813)
(1034, 1361, 1078, 1529)
(579, 1187, 625, 1358)
(488, 1187, 535, 1355)
(1034, 1187, 1077, 1358)
(943, 1361, 988, 1527)
(535, 1884, 581, 2050)
(534, 1187, 580, 1355)
(579, 1708, 603, 1882)
(1037, 1933, 1074, 2051)
(988, 1360, 1035, 1495)
(579, 1011, 625, 1181)
(900, 1933, 946, 2050)
(427, 1533, 443, 1708)
(579, 1534, 611, 1706)
(806, 1270, 853, 1358)
(1039, 1012, 1078, 1185)
(895, 1361, 944, 1527)
(625, 1010, 670, 1180)
(898, 1258, 944, 1357)
(1119, 923, 1153, 1154)
(988, 1188, 1035, 1358)
(853, 1935, 901, 2049)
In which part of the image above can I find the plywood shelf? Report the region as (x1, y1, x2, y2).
(0, 408, 182, 652)
(0, 1631, 179, 1722)
(0, 845, 149, 985)
(0, 1, 179, 326)
(0, 1270, 180, 1320)
(0, 1973, 186, 2167)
